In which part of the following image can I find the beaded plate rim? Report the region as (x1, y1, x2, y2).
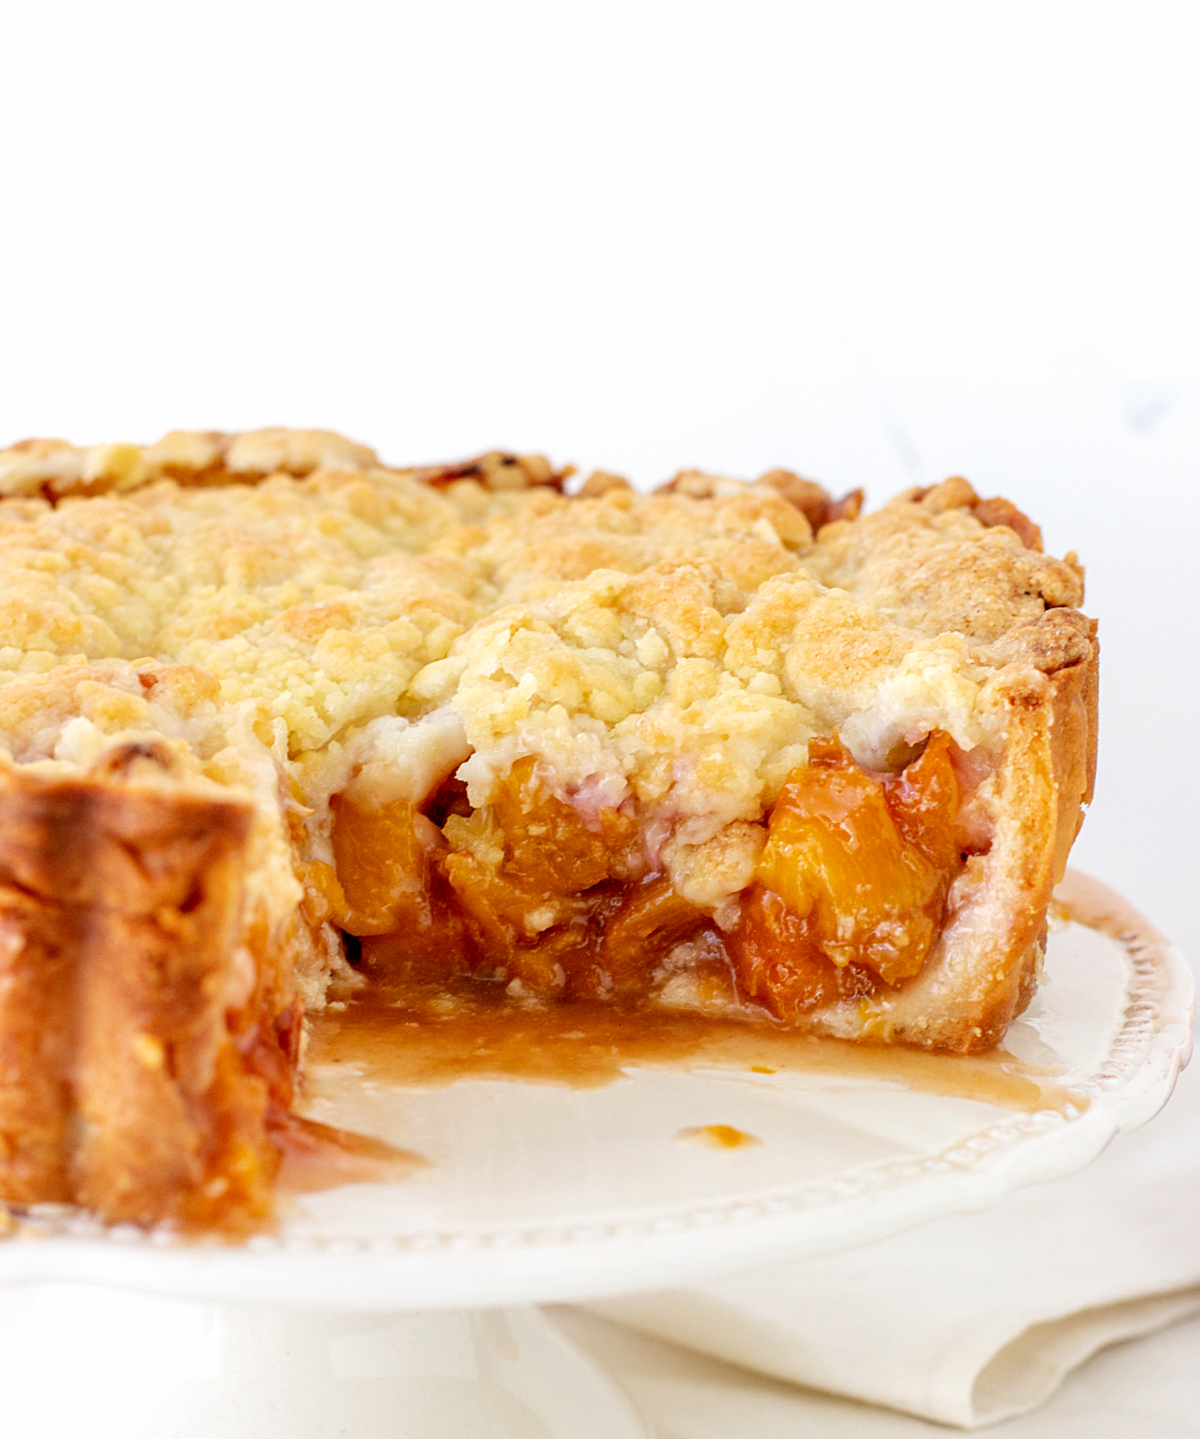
(0, 877, 1192, 1309)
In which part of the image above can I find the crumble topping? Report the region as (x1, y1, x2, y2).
(0, 441, 1084, 897)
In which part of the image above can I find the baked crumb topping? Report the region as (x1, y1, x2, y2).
(0, 445, 1081, 830)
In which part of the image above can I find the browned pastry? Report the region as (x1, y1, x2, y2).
(0, 430, 1098, 1230)
(0, 762, 278, 1227)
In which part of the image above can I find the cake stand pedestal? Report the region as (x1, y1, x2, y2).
(0, 1286, 648, 1439)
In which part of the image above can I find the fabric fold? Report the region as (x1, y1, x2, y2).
(585, 1057, 1200, 1428)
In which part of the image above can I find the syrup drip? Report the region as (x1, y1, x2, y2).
(305, 976, 1086, 1117)
(290, 871, 1139, 1194)
(677, 1125, 761, 1149)
(271, 1111, 427, 1193)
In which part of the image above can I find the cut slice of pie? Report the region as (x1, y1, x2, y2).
(0, 430, 1097, 1230)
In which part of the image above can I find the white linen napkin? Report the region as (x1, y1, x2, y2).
(583, 1052, 1200, 1429)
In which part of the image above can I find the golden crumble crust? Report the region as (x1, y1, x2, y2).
(0, 426, 1096, 960)
(0, 429, 380, 499)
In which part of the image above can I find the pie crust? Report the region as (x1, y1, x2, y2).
(0, 431, 1097, 1228)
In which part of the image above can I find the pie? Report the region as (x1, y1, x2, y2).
(0, 430, 1098, 1231)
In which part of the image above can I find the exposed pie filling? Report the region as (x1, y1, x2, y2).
(319, 730, 979, 1020)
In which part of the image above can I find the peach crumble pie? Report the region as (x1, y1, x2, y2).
(0, 430, 1097, 1230)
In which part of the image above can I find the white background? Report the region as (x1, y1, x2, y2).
(0, 3, 1196, 954)
(1, 8, 1199, 1434)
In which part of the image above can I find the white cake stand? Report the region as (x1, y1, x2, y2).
(0, 874, 1191, 1438)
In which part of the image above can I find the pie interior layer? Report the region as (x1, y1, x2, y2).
(0, 431, 1098, 1230)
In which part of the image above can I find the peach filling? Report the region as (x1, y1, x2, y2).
(318, 733, 976, 1020)
(732, 733, 964, 1019)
